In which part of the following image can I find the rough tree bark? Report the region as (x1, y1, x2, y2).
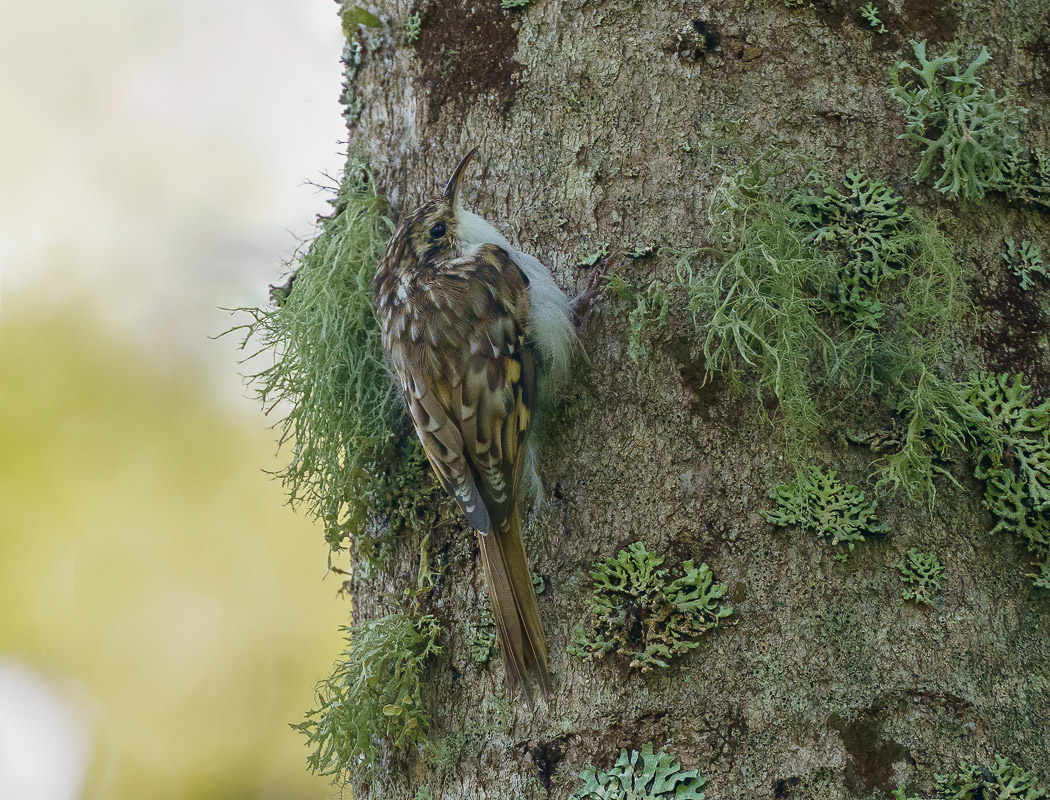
(336, 0, 1050, 797)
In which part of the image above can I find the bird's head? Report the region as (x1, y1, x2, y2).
(393, 147, 479, 270)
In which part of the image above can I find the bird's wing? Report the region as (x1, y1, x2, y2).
(398, 244, 534, 533)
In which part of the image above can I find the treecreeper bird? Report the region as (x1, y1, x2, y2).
(374, 148, 579, 707)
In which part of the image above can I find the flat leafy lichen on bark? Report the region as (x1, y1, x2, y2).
(897, 549, 946, 606)
(570, 541, 733, 672)
(894, 755, 1050, 800)
(569, 743, 708, 800)
(794, 170, 916, 327)
(604, 274, 671, 365)
(1004, 237, 1048, 290)
(962, 372, 1050, 584)
(762, 466, 890, 557)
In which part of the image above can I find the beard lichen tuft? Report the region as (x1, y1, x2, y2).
(873, 368, 990, 506)
(294, 613, 442, 788)
(230, 161, 422, 561)
(678, 162, 963, 456)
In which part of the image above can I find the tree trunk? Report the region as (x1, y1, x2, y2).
(334, 0, 1050, 797)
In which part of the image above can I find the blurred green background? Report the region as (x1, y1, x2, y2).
(0, 1, 356, 798)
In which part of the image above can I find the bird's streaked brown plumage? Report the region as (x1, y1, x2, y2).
(373, 149, 573, 706)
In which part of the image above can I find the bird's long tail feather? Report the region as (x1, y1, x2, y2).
(476, 513, 550, 708)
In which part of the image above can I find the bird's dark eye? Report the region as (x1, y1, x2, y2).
(428, 222, 447, 240)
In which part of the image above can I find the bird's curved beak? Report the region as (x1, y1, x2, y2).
(443, 146, 479, 205)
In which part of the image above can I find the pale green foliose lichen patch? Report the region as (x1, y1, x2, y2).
(860, 3, 887, 33)
(570, 542, 732, 672)
(794, 171, 914, 327)
(962, 373, 1050, 584)
(570, 743, 707, 800)
(1004, 238, 1047, 291)
(894, 755, 1049, 800)
(403, 11, 422, 43)
(897, 549, 946, 606)
(605, 274, 671, 364)
(762, 466, 889, 556)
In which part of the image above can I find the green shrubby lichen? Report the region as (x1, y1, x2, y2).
(570, 743, 707, 800)
(889, 41, 1025, 201)
(894, 755, 1049, 800)
(362, 437, 449, 565)
(678, 163, 842, 443)
(1004, 238, 1047, 290)
(295, 614, 442, 787)
(571, 542, 732, 672)
(762, 466, 889, 556)
(232, 162, 433, 562)
(679, 162, 962, 451)
(898, 549, 945, 606)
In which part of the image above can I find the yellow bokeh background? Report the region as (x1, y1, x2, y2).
(0, 305, 350, 799)
(0, 1, 358, 796)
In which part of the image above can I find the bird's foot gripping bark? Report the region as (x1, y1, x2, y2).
(571, 262, 609, 326)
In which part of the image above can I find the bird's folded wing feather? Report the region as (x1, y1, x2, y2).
(398, 244, 534, 533)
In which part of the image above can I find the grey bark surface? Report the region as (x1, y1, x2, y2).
(340, 0, 1050, 797)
